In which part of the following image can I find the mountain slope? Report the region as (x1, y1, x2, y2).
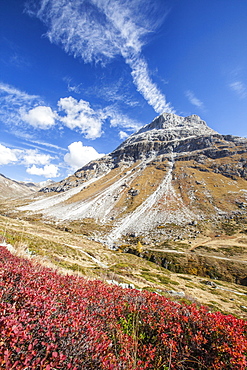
(0, 173, 39, 199)
(0, 174, 56, 200)
(19, 113, 247, 246)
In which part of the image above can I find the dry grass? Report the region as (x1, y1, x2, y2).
(172, 157, 247, 217)
(114, 163, 167, 215)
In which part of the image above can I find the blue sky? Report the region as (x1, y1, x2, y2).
(0, 0, 247, 182)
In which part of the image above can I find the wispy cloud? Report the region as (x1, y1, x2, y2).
(63, 77, 82, 94)
(185, 90, 205, 110)
(31, 140, 67, 152)
(9, 53, 31, 69)
(94, 78, 140, 107)
(0, 82, 42, 127)
(101, 105, 142, 132)
(0, 82, 39, 102)
(1, 38, 31, 70)
(229, 81, 247, 99)
(127, 56, 174, 113)
(26, 0, 174, 114)
(67, 84, 82, 94)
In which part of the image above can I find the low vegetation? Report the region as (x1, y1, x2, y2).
(1, 246, 247, 369)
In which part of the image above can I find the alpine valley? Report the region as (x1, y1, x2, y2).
(1, 113, 247, 318)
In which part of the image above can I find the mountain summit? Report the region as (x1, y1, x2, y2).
(20, 113, 247, 246)
(130, 113, 217, 137)
(110, 113, 219, 164)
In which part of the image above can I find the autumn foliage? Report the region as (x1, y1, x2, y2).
(0, 246, 246, 369)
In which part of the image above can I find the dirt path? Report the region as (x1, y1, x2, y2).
(64, 243, 108, 268)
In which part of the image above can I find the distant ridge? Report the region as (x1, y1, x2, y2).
(0, 174, 54, 200)
(0, 173, 38, 199)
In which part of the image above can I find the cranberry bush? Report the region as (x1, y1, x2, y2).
(0, 246, 246, 369)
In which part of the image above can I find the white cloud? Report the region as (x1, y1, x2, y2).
(0, 142, 60, 179)
(119, 131, 129, 140)
(0, 82, 102, 138)
(26, 164, 60, 178)
(26, 0, 174, 114)
(58, 96, 103, 139)
(21, 106, 57, 129)
(0, 144, 18, 165)
(64, 141, 104, 171)
(229, 81, 247, 99)
(185, 90, 205, 110)
(20, 149, 52, 166)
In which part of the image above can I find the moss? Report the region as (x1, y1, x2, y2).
(185, 283, 198, 289)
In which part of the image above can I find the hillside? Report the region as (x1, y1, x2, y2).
(0, 213, 247, 319)
(0, 173, 39, 199)
(1, 244, 246, 369)
(0, 174, 55, 200)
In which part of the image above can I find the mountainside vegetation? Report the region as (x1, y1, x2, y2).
(0, 212, 246, 319)
(1, 245, 246, 369)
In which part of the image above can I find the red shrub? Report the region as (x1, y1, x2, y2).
(0, 246, 246, 369)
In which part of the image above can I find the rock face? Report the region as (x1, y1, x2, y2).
(21, 113, 247, 246)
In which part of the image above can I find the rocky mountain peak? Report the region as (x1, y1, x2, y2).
(111, 113, 220, 163)
(129, 113, 218, 141)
